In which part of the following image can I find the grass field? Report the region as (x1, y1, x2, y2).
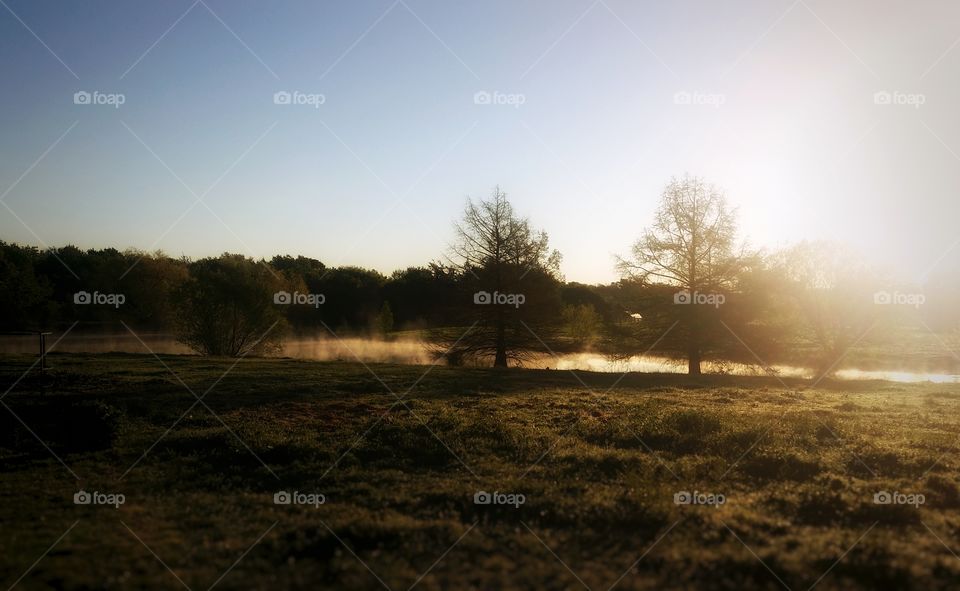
(2, 353, 960, 590)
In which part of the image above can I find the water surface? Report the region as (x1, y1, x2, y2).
(1, 333, 957, 383)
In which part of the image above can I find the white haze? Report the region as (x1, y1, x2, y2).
(1, 333, 957, 383)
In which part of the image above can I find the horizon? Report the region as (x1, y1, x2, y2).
(0, 232, 946, 289)
(2, 0, 960, 284)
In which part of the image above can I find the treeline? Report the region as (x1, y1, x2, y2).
(0, 245, 454, 332)
(0, 242, 611, 348)
(2, 177, 959, 374)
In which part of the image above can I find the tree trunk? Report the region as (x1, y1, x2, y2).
(686, 304, 702, 376)
(687, 348, 701, 376)
(494, 310, 508, 367)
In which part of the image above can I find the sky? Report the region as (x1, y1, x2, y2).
(1, 0, 959, 285)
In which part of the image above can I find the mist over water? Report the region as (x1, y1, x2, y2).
(0, 333, 193, 355)
(282, 337, 433, 365)
(1, 333, 957, 383)
(0, 332, 432, 363)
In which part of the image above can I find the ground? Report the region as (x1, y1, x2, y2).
(2, 353, 960, 590)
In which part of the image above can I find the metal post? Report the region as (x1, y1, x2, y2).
(40, 332, 46, 371)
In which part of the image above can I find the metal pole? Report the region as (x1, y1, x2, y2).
(40, 332, 46, 371)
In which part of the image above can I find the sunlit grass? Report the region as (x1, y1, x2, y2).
(1, 354, 959, 590)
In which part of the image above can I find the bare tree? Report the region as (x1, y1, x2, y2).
(451, 187, 560, 274)
(442, 186, 562, 367)
(617, 175, 743, 375)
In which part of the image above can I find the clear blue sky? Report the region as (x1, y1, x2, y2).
(2, 0, 960, 283)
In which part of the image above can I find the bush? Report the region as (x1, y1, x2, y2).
(174, 254, 289, 356)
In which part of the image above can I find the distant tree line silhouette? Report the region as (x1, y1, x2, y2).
(1, 177, 958, 372)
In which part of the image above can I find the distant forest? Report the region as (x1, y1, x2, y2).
(0, 241, 617, 342)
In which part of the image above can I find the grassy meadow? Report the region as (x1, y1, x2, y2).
(2, 353, 960, 590)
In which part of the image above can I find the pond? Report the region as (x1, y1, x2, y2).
(2, 333, 957, 383)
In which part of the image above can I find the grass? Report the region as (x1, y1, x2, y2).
(2, 353, 960, 590)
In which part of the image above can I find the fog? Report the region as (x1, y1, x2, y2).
(0, 333, 432, 364)
(2, 333, 957, 383)
(282, 336, 433, 365)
